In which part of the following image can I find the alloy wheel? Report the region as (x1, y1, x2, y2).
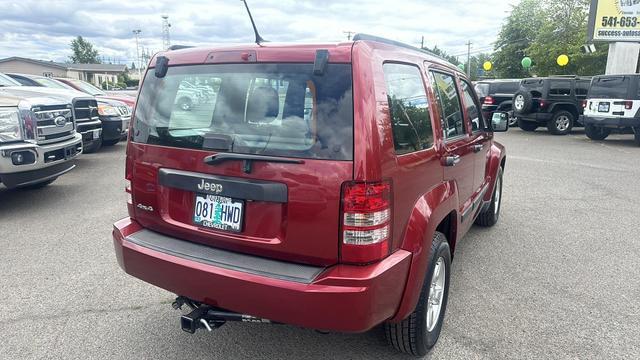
(426, 257, 446, 332)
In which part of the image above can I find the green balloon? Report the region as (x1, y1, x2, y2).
(458, 64, 465, 71)
(521, 57, 532, 69)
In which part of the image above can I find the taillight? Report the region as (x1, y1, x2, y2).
(340, 181, 392, 264)
(125, 155, 134, 217)
(624, 101, 633, 110)
(581, 100, 587, 108)
(483, 96, 495, 105)
(539, 100, 546, 109)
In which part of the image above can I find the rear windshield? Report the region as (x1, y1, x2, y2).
(589, 77, 632, 99)
(521, 79, 544, 97)
(491, 82, 519, 94)
(133, 63, 354, 161)
(475, 83, 490, 98)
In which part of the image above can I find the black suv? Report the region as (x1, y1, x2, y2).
(581, 74, 640, 146)
(475, 79, 521, 126)
(513, 76, 591, 135)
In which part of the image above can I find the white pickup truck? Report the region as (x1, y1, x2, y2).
(0, 91, 82, 189)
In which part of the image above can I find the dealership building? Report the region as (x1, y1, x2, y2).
(0, 57, 127, 87)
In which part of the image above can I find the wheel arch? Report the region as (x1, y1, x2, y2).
(389, 181, 458, 323)
(550, 103, 579, 118)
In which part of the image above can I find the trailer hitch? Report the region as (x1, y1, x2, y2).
(174, 296, 279, 334)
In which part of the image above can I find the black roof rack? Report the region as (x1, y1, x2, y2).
(167, 45, 194, 51)
(352, 33, 450, 64)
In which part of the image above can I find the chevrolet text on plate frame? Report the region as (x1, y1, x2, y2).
(588, 0, 640, 42)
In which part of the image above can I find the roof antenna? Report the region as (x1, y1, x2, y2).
(240, 0, 268, 45)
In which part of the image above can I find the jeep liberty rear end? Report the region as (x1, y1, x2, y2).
(113, 36, 507, 356)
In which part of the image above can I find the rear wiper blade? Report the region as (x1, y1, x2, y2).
(204, 153, 304, 174)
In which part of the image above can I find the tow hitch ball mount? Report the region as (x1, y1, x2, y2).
(173, 296, 278, 334)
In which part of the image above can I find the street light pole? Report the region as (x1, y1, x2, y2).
(132, 29, 142, 81)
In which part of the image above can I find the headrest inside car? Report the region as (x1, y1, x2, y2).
(247, 86, 280, 123)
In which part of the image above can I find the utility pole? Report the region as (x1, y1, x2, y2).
(162, 15, 171, 50)
(466, 41, 472, 78)
(343, 31, 355, 41)
(132, 29, 142, 80)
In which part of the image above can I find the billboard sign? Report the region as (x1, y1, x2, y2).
(588, 0, 640, 42)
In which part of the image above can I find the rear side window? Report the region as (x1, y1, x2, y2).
(475, 83, 490, 98)
(133, 63, 353, 161)
(549, 81, 571, 96)
(590, 77, 631, 99)
(521, 79, 544, 97)
(383, 63, 433, 154)
(430, 71, 466, 139)
(460, 80, 484, 132)
(575, 80, 590, 98)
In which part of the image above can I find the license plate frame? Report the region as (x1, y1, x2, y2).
(598, 102, 610, 113)
(93, 129, 102, 139)
(193, 194, 244, 233)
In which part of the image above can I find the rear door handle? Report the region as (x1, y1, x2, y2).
(471, 144, 484, 153)
(443, 155, 461, 167)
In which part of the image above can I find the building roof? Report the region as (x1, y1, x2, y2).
(0, 56, 126, 73)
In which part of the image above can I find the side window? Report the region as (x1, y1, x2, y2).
(549, 81, 571, 96)
(383, 63, 433, 154)
(575, 80, 590, 99)
(430, 71, 466, 139)
(460, 80, 485, 132)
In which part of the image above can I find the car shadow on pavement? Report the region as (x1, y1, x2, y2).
(0, 181, 77, 215)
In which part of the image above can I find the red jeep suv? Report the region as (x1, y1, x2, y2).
(113, 34, 507, 356)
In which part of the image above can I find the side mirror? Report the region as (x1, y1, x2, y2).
(491, 112, 509, 132)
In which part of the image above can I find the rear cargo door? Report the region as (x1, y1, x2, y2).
(130, 62, 354, 266)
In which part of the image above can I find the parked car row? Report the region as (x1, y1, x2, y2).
(0, 72, 135, 190)
(1, 72, 134, 153)
(477, 74, 640, 145)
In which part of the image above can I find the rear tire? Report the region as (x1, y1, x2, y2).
(385, 232, 451, 356)
(475, 167, 503, 227)
(518, 118, 538, 132)
(585, 124, 611, 141)
(547, 111, 574, 135)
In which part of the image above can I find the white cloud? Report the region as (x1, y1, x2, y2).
(0, 0, 520, 65)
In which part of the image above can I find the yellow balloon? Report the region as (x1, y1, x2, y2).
(557, 54, 569, 67)
(483, 61, 493, 71)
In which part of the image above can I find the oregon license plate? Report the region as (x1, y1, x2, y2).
(598, 102, 610, 112)
(193, 194, 244, 232)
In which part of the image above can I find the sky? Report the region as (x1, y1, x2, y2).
(0, 0, 520, 67)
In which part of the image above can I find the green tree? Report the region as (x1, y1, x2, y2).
(423, 45, 459, 65)
(526, 0, 607, 76)
(69, 36, 101, 64)
(493, 0, 546, 78)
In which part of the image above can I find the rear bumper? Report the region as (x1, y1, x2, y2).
(580, 115, 640, 128)
(113, 218, 412, 332)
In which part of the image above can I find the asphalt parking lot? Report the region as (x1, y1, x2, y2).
(1, 129, 639, 360)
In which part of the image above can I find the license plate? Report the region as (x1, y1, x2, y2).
(93, 129, 102, 139)
(193, 194, 244, 232)
(598, 102, 610, 112)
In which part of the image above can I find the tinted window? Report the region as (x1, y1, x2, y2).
(383, 63, 433, 154)
(549, 81, 571, 96)
(430, 72, 466, 139)
(475, 83, 490, 98)
(575, 80, 590, 97)
(521, 79, 544, 97)
(461, 80, 484, 132)
(133, 63, 354, 161)
(590, 77, 631, 99)
(492, 82, 519, 94)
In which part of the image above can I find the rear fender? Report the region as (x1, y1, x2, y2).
(496, 101, 513, 111)
(389, 181, 458, 322)
(482, 142, 506, 202)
